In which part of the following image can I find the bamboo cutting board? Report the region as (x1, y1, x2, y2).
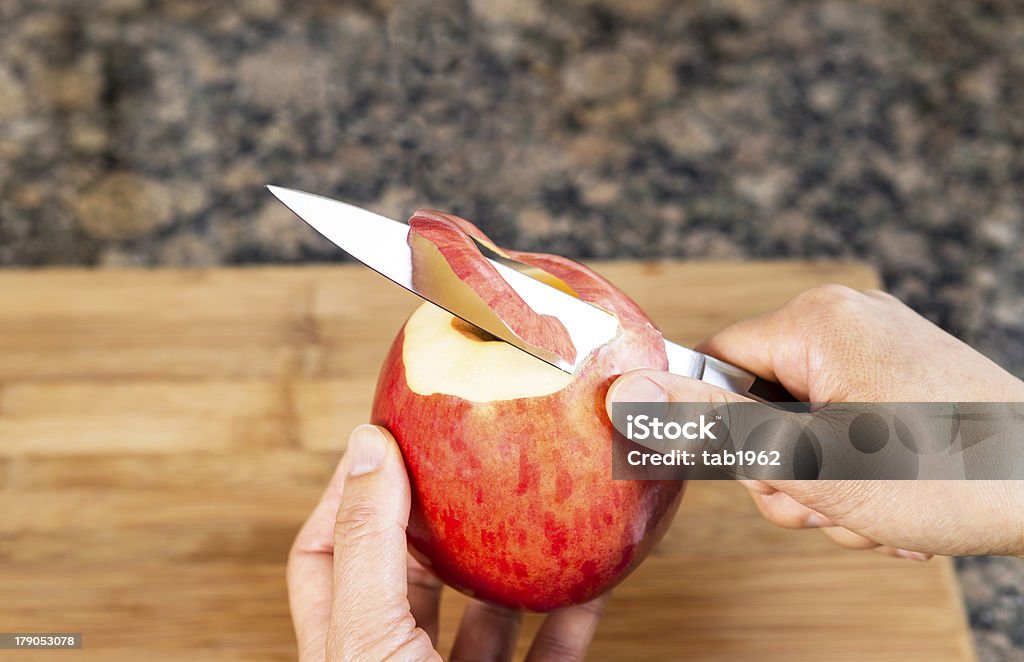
(0, 262, 974, 661)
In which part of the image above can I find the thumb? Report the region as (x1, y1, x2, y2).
(327, 425, 419, 659)
(607, 368, 757, 409)
(607, 370, 818, 481)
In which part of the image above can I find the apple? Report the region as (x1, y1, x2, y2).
(371, 210, 685, 611)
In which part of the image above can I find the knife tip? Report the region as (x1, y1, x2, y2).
(266, 185, 299, 204)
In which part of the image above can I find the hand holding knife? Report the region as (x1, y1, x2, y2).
(267, 186, 796, 404)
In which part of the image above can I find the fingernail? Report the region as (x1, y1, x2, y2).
(805, 513, 834, 528)
(895, 549, 932, 562)
(348, 425, 387, 477)
(612, 375, 667, 403)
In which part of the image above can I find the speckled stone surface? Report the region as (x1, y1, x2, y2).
(1, 0, 1023, 655)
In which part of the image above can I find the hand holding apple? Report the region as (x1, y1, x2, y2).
(286, 424, 610, 661)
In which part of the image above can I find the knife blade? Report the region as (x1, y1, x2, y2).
(267, 185, 795, 403)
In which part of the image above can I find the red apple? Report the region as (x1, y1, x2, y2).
(371, 210, 684, 611)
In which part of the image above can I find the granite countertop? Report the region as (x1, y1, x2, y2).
(1, 0, 1023, 657)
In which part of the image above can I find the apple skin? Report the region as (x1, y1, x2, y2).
(371, 212, 685, 612)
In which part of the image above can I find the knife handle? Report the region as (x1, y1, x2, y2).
(664, 341, 802, 407)
(746, 376, 798, 404)
(700, 354, 797, 402)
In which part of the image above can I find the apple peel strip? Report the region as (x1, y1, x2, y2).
(408, 211, 580, 365)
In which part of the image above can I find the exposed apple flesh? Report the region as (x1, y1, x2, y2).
(403, 303, 573, 401)
(372, 210, 685, 611)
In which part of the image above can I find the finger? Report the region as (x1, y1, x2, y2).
(606, 368, 756, 413)
(874, 546, 933, 562)
(738, 478, 776, 495)
(695, 297, 824, 402)
(450, 600, 522, 661)
(698, 284, 880, 403)
(820, 525, 880, 550)
(749, 490, 835, 529)
(864, 288, 901, 304)
(328, 425, 435, 660)
(872, 545, 902, 559)
(407, 553, 443, 645)
(608, 374, 845, 531)
(606, 368, 750, 444)
(287, 450, 351, 662)
(606, 369, 805, 480)
(526, 593, 610, 662)
(695, 311, 793, 390)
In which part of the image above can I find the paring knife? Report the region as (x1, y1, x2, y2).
(267, 186, 796, 404)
